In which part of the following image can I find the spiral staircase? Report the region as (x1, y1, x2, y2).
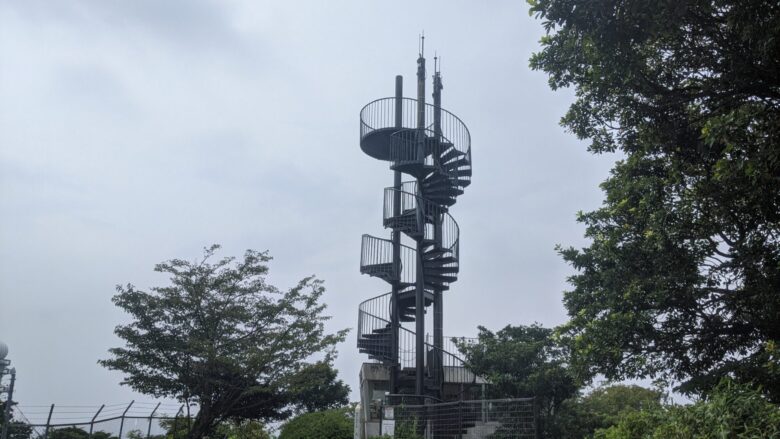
(356, 59, 475, 404)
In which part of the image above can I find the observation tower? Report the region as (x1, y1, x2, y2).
(356, 42, 475, 405)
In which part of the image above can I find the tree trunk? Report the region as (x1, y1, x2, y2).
(185, 410, 215, 439)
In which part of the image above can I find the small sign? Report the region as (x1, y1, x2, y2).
(384, 406, 394, 420)
(381, 419, 395, 435)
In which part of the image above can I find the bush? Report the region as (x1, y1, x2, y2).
(595, 380, 780, 438)
(279, 408, 353, 439)
(554, 384, 663, 438)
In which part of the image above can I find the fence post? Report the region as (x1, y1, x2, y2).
(146, 403, 160, 439)
(533, 398, 541, 439)
(378, 399, 384, 436)
(457, 400, 463, 439)
(88, 405, 104, 439)
(185, 403, 191, 436)
(172, 405, 183, 439)
(117, 401, 134, 439)
(43, 405, 54, 439)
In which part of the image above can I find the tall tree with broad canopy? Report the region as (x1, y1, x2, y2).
(457, 324, 578, 437)
(100, 245, 349, 439)
(528, 0, 780, 399)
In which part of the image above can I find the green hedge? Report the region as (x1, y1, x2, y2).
(279, 408, 353, 439)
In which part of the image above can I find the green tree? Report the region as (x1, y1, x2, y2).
(158, 417, 270, 439)
(457, 324, 578, 437)
(529, 0, 780, 399)
(47, 427, 88, 439)
(212, 420, 271, 439)
(47, 427, 116, 439)
(555, 384, 663, 438)
(595, 380, 780, 438)
(100, 245, 349, 439)
(286, 361, 350, 413)
(158, 417, 192, 439)
(278, 408, 353, 439)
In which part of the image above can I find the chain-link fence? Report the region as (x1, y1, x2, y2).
(7, 402, 195, 439)
(383, 398, 536, 439)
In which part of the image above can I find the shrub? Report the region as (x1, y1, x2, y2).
(595, 380, 780, 438)
(554, 384, 663, 438)
(279, 408, 353, 439)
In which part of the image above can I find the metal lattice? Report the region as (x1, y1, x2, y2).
(389, 398, 536, 439)
(8, 402, 192, 439)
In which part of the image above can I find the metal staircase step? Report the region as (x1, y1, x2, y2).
(419, 193, 456, 203)
(424, 258, 457, 267)
(360, 263, 396, 283)
(423, 266, 459, 275)
(384, 209, 420, 233)
(398, 289, 435, 304)
(440, 154, 467, 165)
(439, 147, 463, 163)
(423, 251, 458, 265)
(422, 184, 463, 194)
(423, 248, 450, 258)
(425, 274, 457, 283)
(391, 162, 435, 177)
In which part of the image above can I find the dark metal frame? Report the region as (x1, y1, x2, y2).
(357, 53, 473, 403)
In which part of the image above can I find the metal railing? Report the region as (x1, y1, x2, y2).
(359, 235, 417, 285)
(356, 293, 478, 387)
(387, 127, 472, 190)
(386, 398, 536, 439)
(382, 187, 460, 262)
(425, 335, 479, 357)
(359, 97, 471, 163)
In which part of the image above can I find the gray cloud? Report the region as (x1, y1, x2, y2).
(0, 0, 617, 411)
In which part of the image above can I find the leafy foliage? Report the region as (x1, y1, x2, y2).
(211, 420, 271, 439)
(47, 428, 116, 439)
(367, 417, 423, 439)
(100, 245, 349, 439)
(555, 384, 663, 438)
(278, 408, 353, 439)
(286, 361, 350, 413)
(594, 380, 780, 438)
(139, 418, 270, 439)
(158, 417, 194, 439)
(529, 0, 780, 398)
(457, 324, 578, 437)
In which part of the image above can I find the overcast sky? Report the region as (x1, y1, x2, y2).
(0, 0, 618, 419)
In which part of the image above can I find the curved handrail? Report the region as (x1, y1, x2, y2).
(382, 187, 460, 262)
(357, 292, 476, 384)
(359, 234, 418, 285)
(359, 97, 471, 161)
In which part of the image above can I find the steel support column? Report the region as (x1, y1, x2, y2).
(390, 74, 403, 394)
(432, 68, 444, 395)
(414, 52, 426, 399)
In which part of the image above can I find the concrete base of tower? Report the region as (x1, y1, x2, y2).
(355, 362, 489, 439)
